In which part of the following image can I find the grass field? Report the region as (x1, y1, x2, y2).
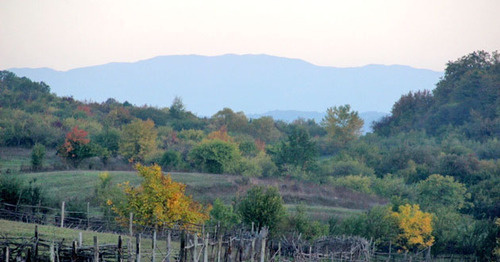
(2, 146, 384, 221)
(0, 219, 179, 254)
(10, 169, 380, 221)
(15, 170, 236, 204)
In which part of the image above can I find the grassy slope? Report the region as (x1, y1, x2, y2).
(15, 170, 382, 220)
(2, 146, 385, 220)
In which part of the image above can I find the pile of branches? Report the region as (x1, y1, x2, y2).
(279, 234, 371, 261)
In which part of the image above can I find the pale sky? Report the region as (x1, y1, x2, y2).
(1, 0, 499, 71)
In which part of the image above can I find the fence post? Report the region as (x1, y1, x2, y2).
(180, 231, 186, 262)
(135, 234, 141, 262)
(117, 235, 123, 262)
(87, 202, 90, 229)
(27, 247, 32, 262)
(227, 237, 232, 262)
(193, 233, 199, 262)
(4, 247, 9, 262)
(250, 237, 255, 262)
(217, 234, 222, 262)
(152, 230, 157, 262)
(94, 236, 99, 262)
(204, 233, 209, 262)
(129, 213, 133, 237)
(79, 232, 83, 247)
(126, 238, 133, 262)
(387, 241, 391, 262)
(60, 201, 65, 228)
(72, 241, 77, 262)
(34, 225, 39, 261)
(260, 229, 267, 262)
(166, 230, 172, 262)
(278, 242, 281, 262)
(49, 243, 55, 262)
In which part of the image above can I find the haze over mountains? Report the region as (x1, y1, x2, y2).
(9, 54, 442, 120)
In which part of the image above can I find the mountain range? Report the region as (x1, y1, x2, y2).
(8, 54, 442, 117)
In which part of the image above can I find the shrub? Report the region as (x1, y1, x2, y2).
(329, 175, 372, 194)
(31, 143, 46, 171)
(159, 150, 181, 171)
(236, 186, 285, 234)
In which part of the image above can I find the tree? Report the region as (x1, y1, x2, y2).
(119, 119, 157, 162)
(272, 127, 318, 172)
(212, 107, 249, 133)
(391, 204, 434, 252)
(236, 186, 285, 234)
(248, 116, 282, 143)
(208, 198, 240, 232)
(322, 105, 364, 149)
(57, 126, 95, 168)
(93, 127, 121, 157)
(169, 96, 186, 119)
(416, 174, 469, 212)
(110, 164, 210, 229)
(159, 150, 181, 171)
(31, 143, 46, 171)
(189, 139, 241, 174)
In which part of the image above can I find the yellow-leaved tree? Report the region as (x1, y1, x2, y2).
(391, 204, 434, 252)
(110, 164, 210, 230)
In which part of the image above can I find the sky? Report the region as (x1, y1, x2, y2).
(1, 0, 499, 72)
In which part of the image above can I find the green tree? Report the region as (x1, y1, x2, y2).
(31, 143, 46, 171)
(169, 96, 186, 119)
(189, 139, 241, 174)
(236, 186, 285, 233)
(93, 127, 121, 157)
(272, 127, 318, 172)
(119, 119, 158, 162)
(416, 174, 469, 212)
(159, 150, 181, 171)
(212, 107, 249, 133)
(287, 205, 328, 241)
(208, 198, 240, 232)
(322, 105, 364, 149)
(248, 116, 282, 143)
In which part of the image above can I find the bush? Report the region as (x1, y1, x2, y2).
(328, 159, 375, 177)
(372, 174, 409, 198)
(255, 152, 278, 177)
(189, 139, 241, 174)
(31, 143, 46, 171)
(208, 198, 240, 232)
(286, 205, 328, 241)
(236, 186, 285, 234)
(159, 150, 181, 171)
(329, 175, 372, 194)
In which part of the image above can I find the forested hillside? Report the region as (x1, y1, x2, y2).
(0, 51, 499, 260)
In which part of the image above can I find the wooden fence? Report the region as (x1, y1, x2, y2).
(0, 202, 454, 261)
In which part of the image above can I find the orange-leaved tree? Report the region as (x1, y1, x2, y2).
(391, 204, 434, 252)
(57, 126, 94, 168)
(110, 164, 210, 230)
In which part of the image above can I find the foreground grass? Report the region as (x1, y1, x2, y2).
(0, 219, 179, 253)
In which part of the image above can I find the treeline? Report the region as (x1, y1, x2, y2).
(0, 51, 499, 260)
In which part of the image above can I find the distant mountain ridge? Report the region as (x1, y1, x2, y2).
(8, 54, 442, 116)
(249, 110, 388, 133)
